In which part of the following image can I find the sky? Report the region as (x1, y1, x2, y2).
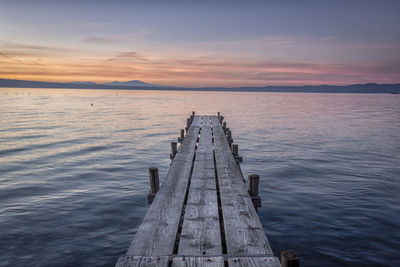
(1, 0, 399, 87)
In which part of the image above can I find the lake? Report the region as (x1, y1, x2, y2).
(0, 88, 399, 266)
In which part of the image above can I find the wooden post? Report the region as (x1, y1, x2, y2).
(227, 130, 233, 145)
(223, 122, 227, 131)
(232, 144, 238, 156)
(217, 112, 220, 119)
(232, 144, 243, 164)
(178, 129, 184, 143)
(186, 118, 191, 132)
(219, 115, 224, 124)
(170, 142, 177, 159)
(248, 174, 259, 197)
(192, 111, 195, 118)
(281, 250, 299, 267)
(148, 167, 159, 204)
(248, 174, 261, 210)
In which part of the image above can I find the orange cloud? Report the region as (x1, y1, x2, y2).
(1, 40, 399, 86)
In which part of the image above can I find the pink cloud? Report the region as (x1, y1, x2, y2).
(1, 40, 399, 86)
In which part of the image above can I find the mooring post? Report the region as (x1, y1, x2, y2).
(231, 144, 243, 164)
(217, 112, 220, 119)
(248, 174, 259, 196)
(227, 130, 233, 145)
(223, 122, 227, 131)
(248, 174, 261, 210)
(178, 129, 185, 143)
(192, 111, 195, 118)
(186, 118, 191, 132)
(232, 143, 237, 155)
(148, 167, 159, 204)
(170, 142, 177, 159)
(281, 250, 299, 267)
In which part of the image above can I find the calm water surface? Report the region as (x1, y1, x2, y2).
(0, 88, 399, 266)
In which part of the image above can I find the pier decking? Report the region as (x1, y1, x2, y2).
(116, 114, 283, 267)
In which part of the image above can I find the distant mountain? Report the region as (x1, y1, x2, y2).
(0, 78, 166, 90)
(104, 80, 157, 87)
(0, 78, 399, 93)
(182, 83, 400, 94)
(67, 80, 159, 87)
(68, 81, 97, 85)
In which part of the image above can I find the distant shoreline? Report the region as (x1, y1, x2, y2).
(1, 78, 399, 94)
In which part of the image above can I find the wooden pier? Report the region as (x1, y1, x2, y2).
(116, 113, 297, 267)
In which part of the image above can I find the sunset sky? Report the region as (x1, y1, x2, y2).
(1, 0, 399, 87)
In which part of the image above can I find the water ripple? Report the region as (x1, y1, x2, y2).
(0, 89, 399, 267)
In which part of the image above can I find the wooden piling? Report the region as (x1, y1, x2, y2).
(186, 118, 191, 132)
(147, 167, 159, 204)
(217, 111, 220, 119)
(248, 174, 261, 209)
(178, 129, 184, 143)
(231, 144, 243, 164)
(248, 174, 259, 196)
(227, 130, 233, 145)
(281, 250, 299, 267)
(232, 144, 238, 156)
(170, 142, 177, 159)
(223, 122, 227, 130)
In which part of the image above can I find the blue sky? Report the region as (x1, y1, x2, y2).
(1, 0, 399, 86)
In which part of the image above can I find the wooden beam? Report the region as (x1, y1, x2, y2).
(178, 116, 222, 255)
(116, 256, 169, 267)
(211, 116, 273, 255)
(228, 257, 281, 267)
(173, 256, 224, 267)
(125, 116, 201, 256)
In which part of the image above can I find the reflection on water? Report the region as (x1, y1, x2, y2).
(0, 88, 399, 266)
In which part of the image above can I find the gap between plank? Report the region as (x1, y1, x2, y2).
(211, 119, 228, 263)
(171, 117, 203, 261)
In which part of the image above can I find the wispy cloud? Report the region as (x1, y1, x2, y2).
(0, 40, 75, 53)
(107, 51, 149, 62)
(1, 39, 399, 86)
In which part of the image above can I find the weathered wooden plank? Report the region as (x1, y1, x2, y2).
(116, 255, 281, 267)
(116, 256, 169, 267)
(118, 115, 278, 267)
(125, 116, 201, 256)
(210, 116, 273, 255)
(172, 256, 224, 267)
(179, 116, 222, 255)
(228, 257, 281, 267)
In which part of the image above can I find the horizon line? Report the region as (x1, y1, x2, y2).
(1, 77, 399, 89)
